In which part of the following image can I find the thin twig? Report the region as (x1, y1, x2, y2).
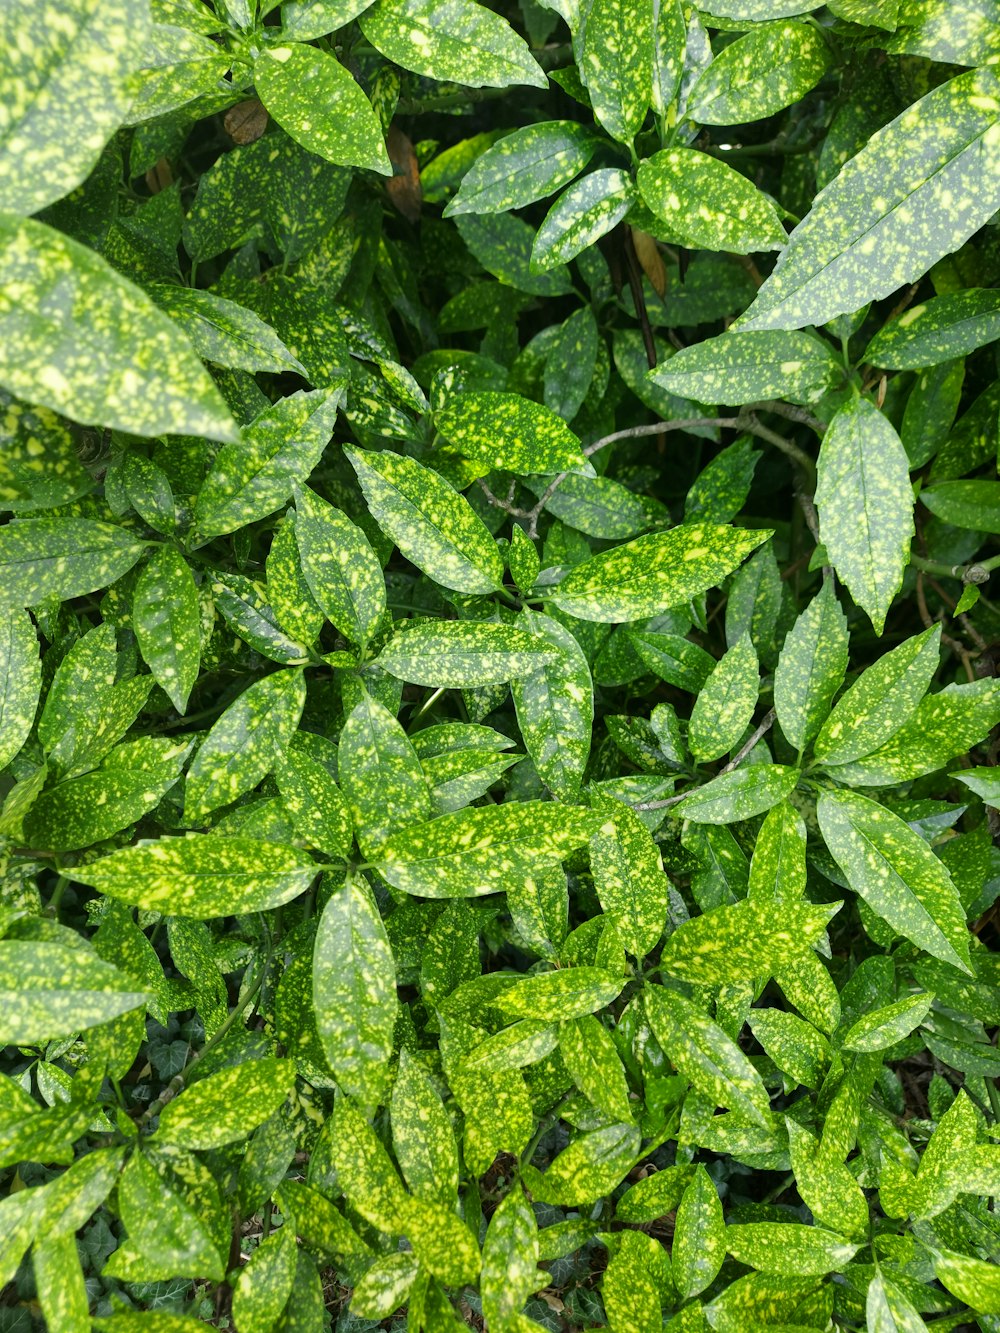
(634, 709, 777, 812)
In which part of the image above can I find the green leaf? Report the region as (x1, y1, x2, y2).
(232, 1223, 297, 1333)
(68, 835, 318, 917)
(105, 1149, 226, 1283)
(0, 518, 147, 609)
(134, 546, 201, 714)
(933, 1247, 1000, 1316)
(195, 387, 343, 538)
(704, 0, 822, 14)
(921, 479, 1000, 533)
(644, 984, 772, 1126)
(748, 801, 807, 902)
(580, 0, 652, 143)
(126, 24, 232, 125)
(951, 766, 1000, 804)
(0, 216, 237, 441)
(0, 0, 149, 217)
(0, 940, 149, 1044)
(157, 1057, 295, 1149)
(867, 289, 1000, 369)
(497, 966, 623, 1021)
(346, 447, 503, 593)
(773, 582, 849, 754)
(374, 800, 602, 897)
(689, 633, 759, 763)
(0, 608, 39, 770)
(531, 169, 635, 270)
(338, 694, 433, 856)
(435, 391, 593, 476)
(512, 610, 594, 800)
(684, 437, 759, 525)
(213, 573, 311, 667)
(150, 285, 306, 375)
(841, 992, 934, 1051)
(676, 764, 799, 825)
(817, 789, 972, 971)
(446, 121, 598, 216)
(294, 484, 386, 647)
(604, 1230, 670, 1333)
(186, 670, 305, 821)
(589, 792, 668, 957)
(886, 0, 1000, 65)
(814, 625, 940, 765)
(560, 1014, 633, 1122)
(454, 212, 574, 296)
(314, 874, 396, 1105)
(276, 748, 352, 859)
(351, 1253, 421, 1321)
(660, 897, 838, 987)
(637, 148, 787, 254)
(724, 1223, 859, 1276)
(33, 1232, 88, 1333)
(748, 1009, 830, 1087)
(687, 20, 830, 126)
(616, 1165, 695, 1223)
(628, 631, 714, 694)
(673, 1165, 725, 1299)
(507, 863, 568, 957)
(254, 44, 391, 174)
(481, 1184, 541, 1325)
(785, 1118, 868, 1239)
(815, 395, 913, 635)
(391, 1048, 459, 1204)
(359, 0, 546, 89)
(376, 619, 555, 687)
(738, 68, 1000, 331)
(267, 514, 324, 647)
(548, 524, 771, 622)
(280, 0, 377, 40)
(649, 330, 841, 407)
(328, 1098, 408, 1233)
(865, 1270, 932, 1332)
(535, 1122, 641, 1205)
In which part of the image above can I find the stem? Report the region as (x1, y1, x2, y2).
(634, 709, 777, 813)
(909, 551, 999, 585)
(48, 874, 70, 915)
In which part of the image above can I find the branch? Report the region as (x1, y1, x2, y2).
(633, 709, 777, 813)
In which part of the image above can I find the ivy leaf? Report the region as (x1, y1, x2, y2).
(338, 695, 433, 856)
(445, 121, 598, 216)
(0, 941, 150, 1044)
(376, 620, 556, 687)
(774, 582, 849, 755)
(346, 446, 504, 594)
(725, 1223, 859, 1276)
(0, 216, 237, 442)
(689, 633, 759, 763)
(817, 789, 972, 972)
(0, 518, 147, 609)
(134, 546, 201, 714)
(687, 20, 831, 126)
(0, 608, 39, 770)
(548, 524, 772, 622)
(313, 874, 396, 1106)
(531, 169, 635, 270)
(637, 148, 787, 254)
(673, 1165, 726, 1299)
(580, 0, 653, 143)
(150, 285, 306, 375)
(676, 765, 799, 824)
(649, 330, 842, 407)
(156, 1058, 296, 1149)
(435, 391, 594, 476)
(294, 485, 386, 647)
(185, 670, 305, 821)
(391, 1048, 460, 1204)
(254, 44, 391, 174)
(358, 0, 546, 89)
(512, 610, 594, 800)
(737, 68, 1000, 330)
(815, 395, 914, 635)
(68, 836, 318, 917)
(0, 0, 149, 217)
(589, 792, 668, 958)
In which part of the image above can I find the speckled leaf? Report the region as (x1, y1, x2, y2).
(346, 447, 503, 594)
(651, 0, 686, 116)
(481, 1184, 540, 1325)
(689, 633, 759, 763)
(463, 1018, 558, 1070)
(254, 44, 391, 174)
(497, 966, 623, 1021)
(126, 23, 231, 125)
(581, 0, 653, 143)
(195, 388, 342, 539)
(398, 1195, 481, 1286)
(105, 1149, 225, 1283)
(156, 1057, 295, 1149)
(774, 582, 849, 755)
(446, 121, 598, 216)
(921, 479, 1000, 533)
(535, 1122, 641, 1205)
(785, 1120, 869, 1239)
(280, 0, 376, 40)
(644, 984, 771, 1126)
(435, 391, 593, 477)
(213, 573, 311, 667)
(748, 802, 807, 902)
(328, 1099, 408, 1234)
(267, 514, 324, 647)
(531, 169, 635, 270)
(0, 941, 149, 1044)
(677, 764, 799, 825)
(391, 1048, 458, 1203)
(548, 524, 771, 622)
(628, 631, 714, 694)
(673, 1165, 725, 1299)
(649, 330, 841, 407)
(0, 608, 39, 770)
(815, 396, 914, 635)
(886, 0, 1000, 65)
(507, 863, 568, 957)
(748, 1009, 830, 1087)
(688, 21, 830, 126)
(951, 766, 1000, 804)
(865, 1270, 931, 1332)
(660, 897, 838, 986)
(0, 217, 237, 441)
(933, 1248, 1000, 1316)
(589, 792, 668, 957)
(350, 1253, 420, 1321)
(817, 789, 972, 971)
(294, 485, 386, 647)
(0, 391, 91, 513)
(738, 68, 1000, 331)
(232, 1222, 297, 1333)
(604, 1230, 670, 1333)
(725, 1223, 858, 1276)
(134, 546, 200, 713)
(313, 875, 395, 1105)
(376, 619, 555, 687)
(704, 0, 822, 13)
(684, 437, 759, 525)
(276, 748, 352, 859)
(544, 306, 599, 423)
(151, 285, 305, 375)
(68, 835, 317, 917)
(33, 1233, 88, 1333)
(0, 0, 149, 216)
(512, 610, 593, 800)
(841, 992, 934, 1051)
(375, 800, 602, 897)
(814, 625, 939, 766)
(358, 0, 546, 89)
(637, 148, 787, 254)
(560, 1015, 633, 1123)
(454, 212, 574, 296)
(616, 1165, 695, 1223)
(867, 289, 1000, 370)
(0, 518, 147, 609)
(338, 695, 432, 856)
(186, 670, 305, 820)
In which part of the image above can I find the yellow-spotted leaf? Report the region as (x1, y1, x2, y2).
(0, 940, 150, 1045)
(689, 633, 759, 763)
(391, 1048, 459, 1204)
(676, 764, 799, 825)
(580, 0, 652, 143)
(531, 169, 635, 270)
(294, 485, 386, 647)
(0, 518, 147, 609)
(481, 1184, 542, 1325)
(648, 329, 842, 407)
(0, 608, 39, 770)
(725, 1223, 859, 1276)
(773, 581, 850, 755)
(134, 546, 201, 714)
(435, 390, 593, 477)
(659, 897, 839, 987)
(512, 610, 593, 801)
(338, 694, 433, 856)
(687, 20, 830, 126)
(276, 747, 353, 859)
(376, 619, 556, 687)
(673, 1165, 726, 1299)
(637, 147, 787, 254)
(589, 792, 668, 958)
(445, 121, 599, 216)
(156, 1057, 296, 1149)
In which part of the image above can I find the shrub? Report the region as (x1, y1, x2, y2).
(3, 0, 1000, 1328)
